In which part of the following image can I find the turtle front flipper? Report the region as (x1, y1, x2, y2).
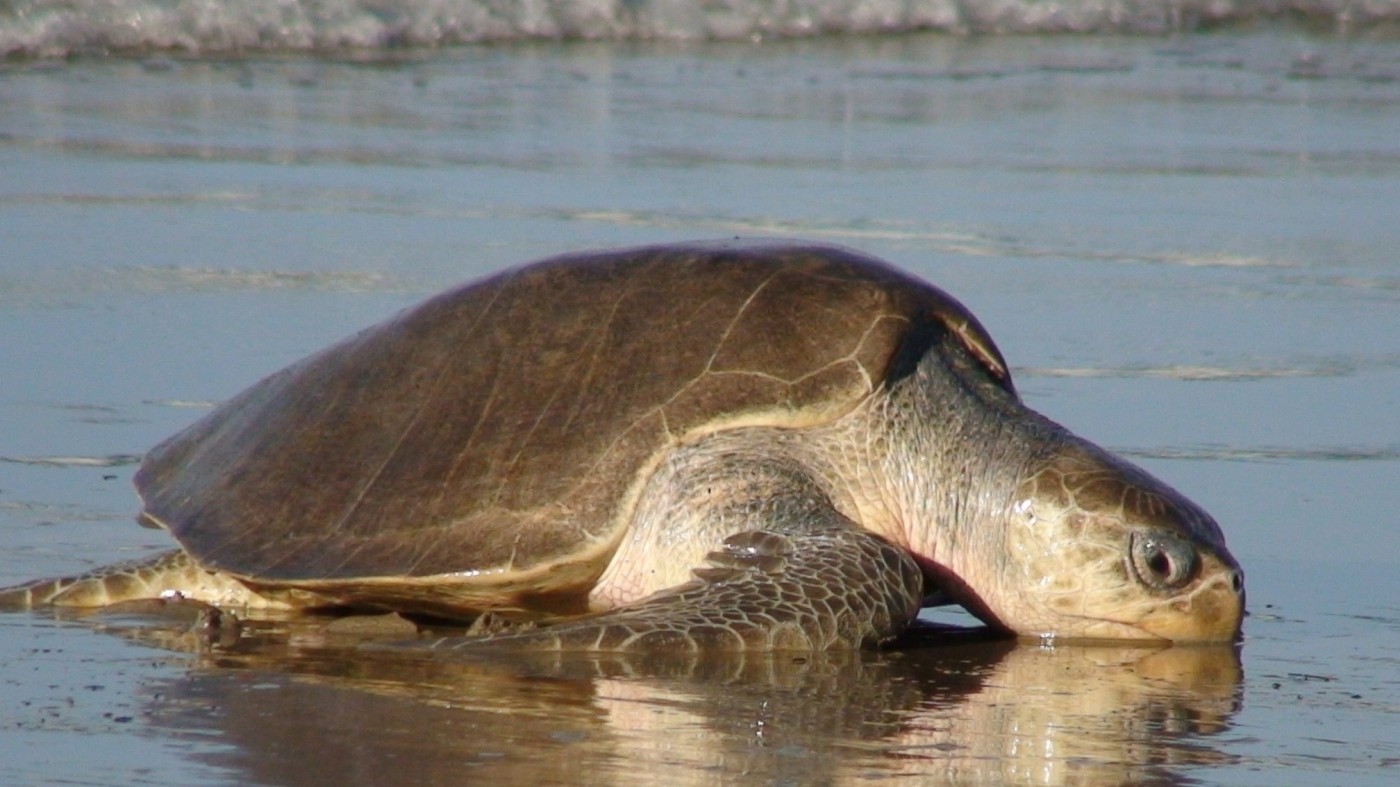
(434, 510, 926, 654)
(0, 549, 284, 611)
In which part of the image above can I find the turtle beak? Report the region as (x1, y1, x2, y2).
(1131, 550, 1245, 642)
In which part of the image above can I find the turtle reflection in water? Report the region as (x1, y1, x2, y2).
(0, 242, 1245, 649)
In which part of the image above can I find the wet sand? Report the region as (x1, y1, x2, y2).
(2, 31, 1399, 784)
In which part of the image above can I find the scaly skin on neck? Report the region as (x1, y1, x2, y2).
(808, 333, 1243, 643)
(801, 341, 1039, 630)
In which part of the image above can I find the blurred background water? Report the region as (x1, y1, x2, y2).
(1, 1, 1399, 784)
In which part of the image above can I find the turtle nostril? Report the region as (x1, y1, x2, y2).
(1230, 570, 1244, 594)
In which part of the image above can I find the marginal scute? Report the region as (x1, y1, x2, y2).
(925, 303, 1015, 393)
(133, 240, 1004, 617)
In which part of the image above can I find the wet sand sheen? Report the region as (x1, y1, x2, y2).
(4, 607, 1247, 785)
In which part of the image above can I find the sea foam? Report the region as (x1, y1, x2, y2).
(3, 0, 1397, 58)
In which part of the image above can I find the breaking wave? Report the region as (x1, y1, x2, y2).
(3, 0, 1398, 59)
(0, 454, 143, 468)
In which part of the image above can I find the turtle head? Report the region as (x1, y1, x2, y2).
(863, 279, 1243, 643)
(957, 436, 1245, 643)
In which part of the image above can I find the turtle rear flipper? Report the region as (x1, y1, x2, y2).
(434, 503, 925, 654)
(0, 549, 279, 611)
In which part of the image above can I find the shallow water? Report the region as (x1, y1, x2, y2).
(2, 27, 1399, 786)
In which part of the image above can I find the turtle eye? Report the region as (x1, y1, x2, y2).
(1129, 532, 1199, 591)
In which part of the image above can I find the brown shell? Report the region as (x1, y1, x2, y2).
(134, 241, 1010, 597)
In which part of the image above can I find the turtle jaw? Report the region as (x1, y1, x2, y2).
(974, 436, 1247, 644)
(904, 470, 1248, 643)
(977, 538, 1247, 644)
(1114, 550, 1245, 643)
(929, 554, 1245, 644)
(1028, 559, 1245, 644)
(957, 554, 1245, 644)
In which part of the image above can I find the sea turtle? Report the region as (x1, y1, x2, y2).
(0, 241, 1244, 650)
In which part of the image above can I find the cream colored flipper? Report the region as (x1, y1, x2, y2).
(0, 549, 288, 611)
